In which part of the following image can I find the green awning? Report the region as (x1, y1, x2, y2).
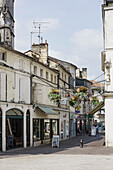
(35, 105, 57, 115)
(88, 101, 104, 116)
(6, 109, 23, 118)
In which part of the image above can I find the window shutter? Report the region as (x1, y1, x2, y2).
(0, 73, 7, 101)
(19, 78, 26, 102)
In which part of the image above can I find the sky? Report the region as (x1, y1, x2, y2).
(15, 0, 104, 80)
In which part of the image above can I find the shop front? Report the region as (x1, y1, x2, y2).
(33, 105, 59, 146)
(69, 112, 76, 138)
(6, 109, 23, 150)
(60, 111, 69, 140)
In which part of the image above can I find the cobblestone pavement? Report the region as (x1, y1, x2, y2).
(0, 133, 113, 158)
(0, 133, 113, 170)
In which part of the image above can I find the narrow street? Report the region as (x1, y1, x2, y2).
(0, 134, 113, 170)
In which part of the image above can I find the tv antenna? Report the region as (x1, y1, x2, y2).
(30, 21, 50, 49)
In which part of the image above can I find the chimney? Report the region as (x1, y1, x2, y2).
(82, 68, 87, 79)
(32, 40, 48, 65)
(76, 68, 80, 78)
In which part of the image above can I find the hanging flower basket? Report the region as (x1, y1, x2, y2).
(77, 87, 89, 101)
(69, 94, 81, 109)
(77, 86, 88, 93)
(48, 89, 61, 103)
(69, 86, 89, 109)
(91, 97, 99, 106)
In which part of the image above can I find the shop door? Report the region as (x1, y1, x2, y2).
(26, 110, 30, 147)
(6, 109, 23, 150)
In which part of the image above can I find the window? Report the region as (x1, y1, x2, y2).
(46, 72, 49, 80)
(34, 66, 37, 75)
(40, 69, 43, 77)
(19, 78, 26, 102)
(62, 73, 63, 79)
(44, 119, 50, 139)
(0, 52, 6, 61)
(19, 59, 24, 70)
(13, 72, 16, 89)
(65, 75, 66, 82)
(54, 76, 56, 83)
(51, 74, 53, 82)
(33, 119, 40, 141)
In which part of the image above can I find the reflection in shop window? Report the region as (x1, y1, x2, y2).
(44, 119, 50, 139)
(52, 120, 57, 135)
(33, 119, 40, 141)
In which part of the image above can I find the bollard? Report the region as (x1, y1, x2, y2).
(80, 139, 83, 148)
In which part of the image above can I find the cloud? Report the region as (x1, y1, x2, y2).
(49, 29, 103, 80)
(69, 29, 103, 78)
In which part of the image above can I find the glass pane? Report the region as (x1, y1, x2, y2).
(33, 119, 40, 141)
(44, 119, 50, 139)
(52, 120, 57, 135)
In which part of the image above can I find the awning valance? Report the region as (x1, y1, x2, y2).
(88, 101, 104, 115)
(35, 105, 58, 115)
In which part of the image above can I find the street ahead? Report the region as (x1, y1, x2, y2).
(0, 134, 113, 170)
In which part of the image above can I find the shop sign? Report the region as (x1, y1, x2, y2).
(75, 111, 80, 114)
(52, 135, 59, 148)
(91, 126, 96, 136)
(60, 98, 67, 105)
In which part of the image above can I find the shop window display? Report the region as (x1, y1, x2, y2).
(44, 119, 50, 139)
(33, 119, 40, 141)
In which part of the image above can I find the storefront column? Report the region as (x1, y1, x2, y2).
(50, 119, 52, 142)
(23, 111, 26, 148)
(2, 109, 6, 152)
(57, 120, 59, 135)
(40, 119, 44, 144)
(30, 111, 33, 147)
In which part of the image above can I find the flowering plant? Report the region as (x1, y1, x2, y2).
(91, 97, 99, 107)
(69, 86, 89, 109)
(48, 89, 61, 103)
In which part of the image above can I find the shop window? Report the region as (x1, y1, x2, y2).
(33, 119, 40, 141)
(44, 119, 50, 139)
(52, 120, 57, 135)
(46, 72, 49, 80)
(40, 69, 43, 77)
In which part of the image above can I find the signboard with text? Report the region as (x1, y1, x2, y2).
(52, 135, 59, 148)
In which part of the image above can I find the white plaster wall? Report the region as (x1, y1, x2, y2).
(105, 98, 113, 147)
(105, 10, 113, 49)
(105, 51, 113, 91)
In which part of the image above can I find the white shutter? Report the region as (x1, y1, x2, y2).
(19, 78, 26, 102)
(0, 73, 7, 101)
